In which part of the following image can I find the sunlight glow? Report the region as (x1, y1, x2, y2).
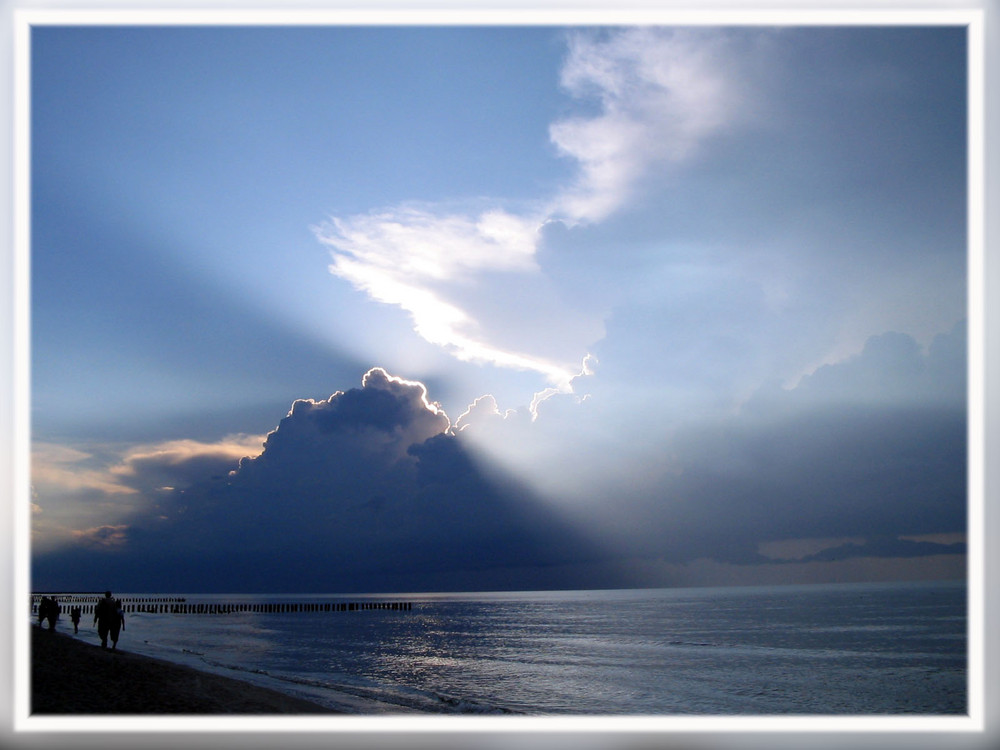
(111, 435, 267, 474)
(323, 231, 582, 388)
(32, 443, 139, 497)
(362, 366, 449, 421)
(316, 28, 747, 408)
(71, 523, 130, 548)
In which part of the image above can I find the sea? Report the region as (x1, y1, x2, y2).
(50, 580, 967, 715)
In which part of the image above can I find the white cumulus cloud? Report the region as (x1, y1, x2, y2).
(316, 29, 752, 404)
(549, 27, 750, 223)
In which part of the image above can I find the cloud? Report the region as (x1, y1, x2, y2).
(30, 435, 267, 556)
(324, 206, 540, 282)
(787, 536, 966, 564)
(71, 524, 130, 549)
(315, 204, 600, 394)
(550, 27, 753, 223)
(109, 434, 266, 493)
(315, 204, 598, 389)
(33, 368, 605, 591)
(651, 325, 967, 558)
(314, 29, 755, 407)
(744, 320, 967, 413)
(455, 394, 513, 432)
(32, 436, 267, 504)
(31, 320, 966, 592)
(449, 324, 967, 572)
(32, 442, 139, 497)
(757, 532, 966, 565)
(246, 366, 451, 467)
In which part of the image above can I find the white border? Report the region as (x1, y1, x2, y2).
(10, 7, 989, 27)
(10, 713, 986, 734)
(8, 3, 987, 741)
(965, 5, 986, 735)
(11, 5, 33, 735)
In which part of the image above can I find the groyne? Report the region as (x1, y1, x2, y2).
(30, 593, 413, 616)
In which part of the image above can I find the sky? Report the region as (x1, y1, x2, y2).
(27, 21, 970, 594)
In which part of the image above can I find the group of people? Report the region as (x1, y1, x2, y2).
(35, 591, 126, 650)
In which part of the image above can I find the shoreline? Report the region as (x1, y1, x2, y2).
(30, 625, 339, 714)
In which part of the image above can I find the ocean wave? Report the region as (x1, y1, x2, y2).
(197, 655, 519, 714)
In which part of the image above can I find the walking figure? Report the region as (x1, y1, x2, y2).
(38, 597, 60, 631)
(70, 606, 81, 634)
(94, 591, 124, 650)
(115, 599, 126, 648)
(37, 596, 51, 629)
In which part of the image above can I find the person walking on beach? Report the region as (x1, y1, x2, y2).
(94, 591, 123, 650)
(37, 596, 51, 629)
(70, 605, 81, 634)
(42, 597, 59, 631)
(113, 599, 126, 650)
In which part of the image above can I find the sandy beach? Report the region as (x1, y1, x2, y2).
(31, 625, 337, 714)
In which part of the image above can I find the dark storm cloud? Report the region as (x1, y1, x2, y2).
(32, 369, 600, 592)
(615, 323, 968, 566)
(661, 404, 965, 547)
(31, 320, 967, 592)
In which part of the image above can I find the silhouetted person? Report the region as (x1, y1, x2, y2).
(37, 596, 51, 629)
(94, 591, 122, 650)
(48, 597, 60, 630)
(70, 606, 81, 634)
(112, 599, 126, 650)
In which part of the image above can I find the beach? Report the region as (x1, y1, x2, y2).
(30, 625, 336, 714)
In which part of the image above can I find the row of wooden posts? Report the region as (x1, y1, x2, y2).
(31, 595, 413, 616)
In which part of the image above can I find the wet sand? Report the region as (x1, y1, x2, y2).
(30, 625, 337, 714)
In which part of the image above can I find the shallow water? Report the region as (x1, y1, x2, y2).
(57, 580, 966, 714)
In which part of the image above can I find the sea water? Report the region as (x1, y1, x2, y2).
(59, 580, 967, 715)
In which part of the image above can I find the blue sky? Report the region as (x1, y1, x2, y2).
(28, 22, 969, 593)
